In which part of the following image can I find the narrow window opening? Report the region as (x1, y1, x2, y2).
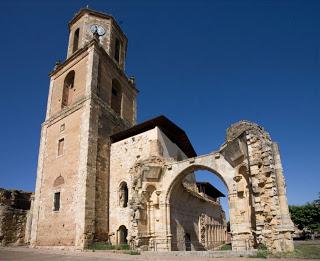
(97, 62, 101, 97)
(73, 28, 80, 53)
(62, 70, 75, 108)
(54, 192, 60, 211)
(111, 79, 122, 114)
(114, 38, 121, 63)
(58, 138, 64, 156)
(119, 182, 128, 208)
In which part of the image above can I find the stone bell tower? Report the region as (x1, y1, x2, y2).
(30, 8, 138, 248)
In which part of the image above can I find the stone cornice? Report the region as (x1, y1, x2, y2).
(42, 96, 88, 127)
(49, 39, 138, 94)
(42, 93, 132, 129)
(49, 43, 92, 77)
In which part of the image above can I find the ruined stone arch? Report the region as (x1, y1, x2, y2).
(163, 160, 237, 251)
(164, 159, 235, 203)
(165, 164, 229, 200)
(156, 121, 294, 252)
(122, 121, 294, 253)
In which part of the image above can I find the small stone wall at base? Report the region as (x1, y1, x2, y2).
(0, 188, 32, 246)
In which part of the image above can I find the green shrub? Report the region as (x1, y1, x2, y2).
(257, 243, 268, 251)
(255, 250, 268, 258)
(220, 244, 232, 250)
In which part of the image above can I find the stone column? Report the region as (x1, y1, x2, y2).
(150, 203, 155, 235)
(205, 225, 209, 248)
(210, 225, 213, 247)
(215, 225, 218, 243)
(165, 203, 172, 250)
(147, 202, 151, 234)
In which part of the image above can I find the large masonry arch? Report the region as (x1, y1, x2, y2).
(161, 153, 255, 251)
(126, 121, 294, 253)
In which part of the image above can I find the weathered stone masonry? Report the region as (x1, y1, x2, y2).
(0, 189, 33, 246)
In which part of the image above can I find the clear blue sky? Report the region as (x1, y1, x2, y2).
(0, 0, 319, 215)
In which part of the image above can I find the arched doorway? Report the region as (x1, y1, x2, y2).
(118, 225, 128, 245)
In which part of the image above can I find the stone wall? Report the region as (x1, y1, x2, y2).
(0, 188, 32, 246)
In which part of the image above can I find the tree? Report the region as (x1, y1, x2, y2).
(314, 192, 320, 206)
(289, 193, 320, 232)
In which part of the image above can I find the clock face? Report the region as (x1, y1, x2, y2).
(90, 24, 98, 34)
(90, 24, 106, 36)
(97, 26, 105, 36)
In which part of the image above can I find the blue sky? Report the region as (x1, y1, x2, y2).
(0, 0, 319, 216)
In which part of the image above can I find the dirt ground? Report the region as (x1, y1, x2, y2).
(0, 246, 318, 261)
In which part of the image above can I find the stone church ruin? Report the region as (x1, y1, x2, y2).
(1, 8, 295, 253)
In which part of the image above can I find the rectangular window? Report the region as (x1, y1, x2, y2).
(60, 124, 65, 132)
(54, 192, 60, 211)
(114, 38, 121, 63)
(58, 138, 64, 156)
(111, 87, 121, 114)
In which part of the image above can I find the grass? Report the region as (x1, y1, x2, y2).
(219, 244, 232, 250)
(249, 244, 268, 259)
(88, 240, 320, 259)
(88, 242, 140, 255)
(271, 240, 320, 259)
(88, 242, 130, 251)
(124, 250, 141, 255)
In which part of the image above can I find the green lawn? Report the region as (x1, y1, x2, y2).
(271, 240, 320, 259)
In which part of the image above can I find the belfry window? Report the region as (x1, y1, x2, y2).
(114, 38, 121, 63)
(73, 28, 80, 53)
(119, 182, 128, 208)
(54, 192, 60, 211)
(62, 70, 75, 108)
(111, 79, 122, 114)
